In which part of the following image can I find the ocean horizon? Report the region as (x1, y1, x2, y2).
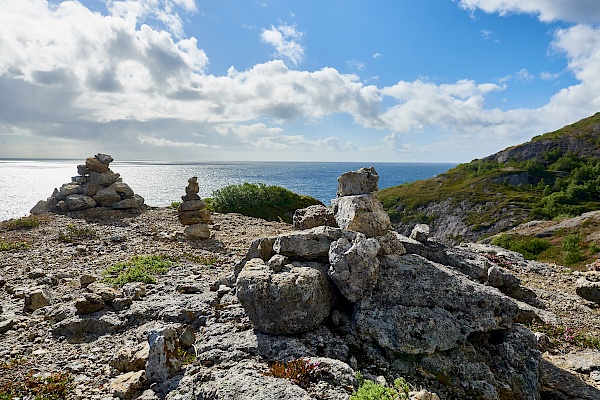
(0, 159, 457, 221)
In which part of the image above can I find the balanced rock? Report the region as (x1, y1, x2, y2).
(293, 204, 338, 230)
(178, 177, 211, 239)
(236, 258, 334, 334)
(337, 166, 379, 197)
(332, 193, 391, 237)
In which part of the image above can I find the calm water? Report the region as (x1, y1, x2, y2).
(0, 160, 456, 221)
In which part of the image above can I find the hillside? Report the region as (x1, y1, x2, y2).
(379, 112, 600, 243)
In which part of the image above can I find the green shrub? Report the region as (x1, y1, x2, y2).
(169, 201, 182, 209)
(0, 241, 28, 252)
(4, 216, 40, 230)
(562, 234, 583, 266)
(58, 224, 97, 243)
(491, 234, 551, 260)
(102, 255, 176, 286)
(351, 372, 411, 400)
(210, 183, 321, 223)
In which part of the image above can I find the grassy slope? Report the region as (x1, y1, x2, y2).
(378, 112, 600, 242)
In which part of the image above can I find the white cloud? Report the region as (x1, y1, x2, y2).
(540, 71, 561, 80)
(347, 60, 365, 70)
(372, 53, 382, 59)
(516, 68, 534, 82)
(458, 0, 600, 24)
(260, 23, 305, 65)
(138, 135, 213, 148)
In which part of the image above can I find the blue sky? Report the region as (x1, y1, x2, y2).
(0, 1, 599, 162)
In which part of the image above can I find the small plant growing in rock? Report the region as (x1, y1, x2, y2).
(265, 358, 319, 388)
(351, 372, 412, 400)
(0, 358, 73, 399)
(176, 347, 196, 365)
(482, 253, 513, 269)
(3, 216, 40, 231)
(529, 321, 600, 352)
(169, 201, 182, 209)
(58, 224, 97, 243)
(102, 255, 176, 286)
(0, 241, 28, 252)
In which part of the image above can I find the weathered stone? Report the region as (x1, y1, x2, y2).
(293, 205, 338, 230)
(80, 274, 97, 287)
(236, 258, 333, 334)
(266, 254, 289, 272)
(72, 175, 87, 184)
(94, 186, 122, 207)
(112, 182, 135, 198)
(328, 233, 380, 302)
(113, 195, 144, 209)
(81, 181, 102, 197)
(89, 171, 119, 186)
(178, 210, 211, 225)
(59, 183, 82, 197)
(178, 199, 207, 212)
(122, 282, 146, 300)
(86, 156, 110, 173)
(74, 293, 106, 314)
(65, 194, 96, 211)
(576, 274, 600, 303)
(487, 266, 520, 288)
(24, 286, 52, 312)
(109, 370, 146, 400)
(184, 223, 211, 239)
(52, 314, 125, 343)
(332, 193, 391, 237)
(77, 164, 90, 175)
(337, 166, 379, 197)
(410, 223, 430, 242)
(30, 200, 49, 215)
(110, 342, 150, 372)
(146, 325, 182, 383)
(375, 231, 407, 256)
(96, 153, 114, 165)
(0, 319, 17, 334)
(88, 281, 121, 303)
(182, 176, 201, 201)
(272, 226, 349, 260)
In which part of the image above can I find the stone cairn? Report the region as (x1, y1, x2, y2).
(31, 153, 144, 214)
(177, 177, 211, 239)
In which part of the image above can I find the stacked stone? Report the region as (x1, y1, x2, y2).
(177, 177, 211, 239)
(331, 166, 391, 237)
(31, 153, 144, 214)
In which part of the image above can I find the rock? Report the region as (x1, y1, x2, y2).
(110, 342, 150, 372)
(146, 325, 182, 383)
(112, 182, 134, 197)
(52, 314, 124, 343)
(87, 281, 121, 303)
(74, 293, 106, 314)
(375, 231, 407, 256)
(30, 199, 49, 215)
(109, 370, 146, 400)
(410, 224, 430, 242)
(59, 183, 82, 197)
(178, 199, 207, 212)
(89, 171, 119, 186)
(410, 390, 440, 400)
(122, 282, 147, 300)
(293, 205, 338, 230)
(80, 274, 97, 287)
(66, 194, 96, 211)
(86, 156, 110, 173)
(178, 210, 211, 225)
(576, 274, 600, 303)
(266, 254, 289, 272)
(487, 266, 520, 288)
(272, 226, 349, 260)
(96, 153, 114, 164)
(182, 176, 201, 201)
(354, 254, 519, 354)
(0, 318, 17, 334)
(77, 164, 90, 175)
(94, 186, 122, 207)
(336, 166, 379, 197)
(236, 258, 334, 334)
(23, 286, 52, 312)
(183, 223, 211, 239)
(332, 193, 391, 237)
(113, 195, 144, 209)
(328, 233, 380, 302)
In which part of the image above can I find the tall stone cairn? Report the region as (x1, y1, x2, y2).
(177, 177, 211, 239)
(30, 154, 144, 214)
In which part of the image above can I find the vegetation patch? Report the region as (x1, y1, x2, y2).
(0, 241, 28, 252)
(169, 201, 182, 209)
(528, 321, 600, 352)
(0, 358, 73, 400)
(58, 224, 97, 243)
(209, 183, 321, 223)
(102, 255, 176, 286)
(2, 216, 41, 231)
(265, 358, 319, 388)
(351, 372, 412, 400)
(490, 234, 552, 260)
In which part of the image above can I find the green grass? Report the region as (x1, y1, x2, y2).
(58, 224, 97, 243)
(3, 216, 41, 231)
(169, 201, 182, 209)
(491, 234, 552, 260)
(209, 183, 321, 223)
(0, 241, 28, 252)
(351, 372, 412, 400)
(102, 255, 176, 286)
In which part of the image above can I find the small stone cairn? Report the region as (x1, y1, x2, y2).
(177, 177, 211, 239)
(31, 153, 144, 214)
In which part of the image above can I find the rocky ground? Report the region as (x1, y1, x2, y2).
(1, 206, 599, 399)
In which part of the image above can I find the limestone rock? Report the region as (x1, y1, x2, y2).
(74, 292, 106, 314)
(272, 226, 349, 260)
(487, 266, 520, 288)
(236, 258, 333, 334)
(87, 281, 121, 303)
(328, 233, 380, 302)
(182, 176, 200, 201)
(65, 194, 96, 211)
(178, 199, 207, 212)
(576, 273, 600, 303)
(293, 205, 338, 230)
(183, 223, 211, 239)
(89, 171, 119, 186)
(96, 153, 114, 164)
(109, 370, 146, 400)
(110, 342, 150, 372)
(112, 182, 134, 197)
(332, 193, 391, 237)
(336, 166, 379, 197)
(86, 156, 110, 173)
(410, 223, 430, 242)
(146, 325, 182, 383)
(94, 186, 122, 207)
(113, 195, 145, 209)
(178, 210, 211, 225)
(24, 286, 52, 312)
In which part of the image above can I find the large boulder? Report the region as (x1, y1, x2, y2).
(336, 166, 379, 197)
(272, 226, 351, 260)
(576, 272, 600, 303)
(328, 233, 380, 302)
(332, 193, 391, 237)
(293, 205, 338, 230)
(354, 254, 519, 354)
(236, 258, 334, 334)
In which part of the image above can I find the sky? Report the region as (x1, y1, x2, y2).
(1, 1, 600, 162)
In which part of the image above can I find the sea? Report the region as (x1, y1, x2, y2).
(0, 160, 457, 222)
